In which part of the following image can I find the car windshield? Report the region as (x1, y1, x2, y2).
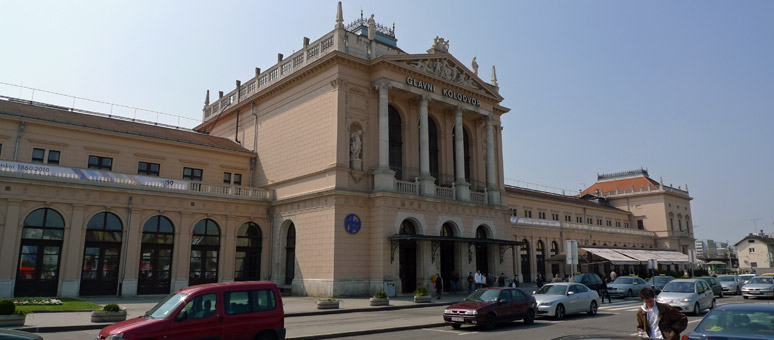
(696, 309, 774, 336)
(613, 278, 633, 284)
(145, 292, 188, 319)
(718, 276, 736, 282)
(535, 285, 568, 295)
(465, 289, 501, 302)
(740, 275, 755, 280)
(654, 277, 672, 284)
(572, 274, 585, 282)
(750, 277, 774, 284)
(662, 281, 694, 293)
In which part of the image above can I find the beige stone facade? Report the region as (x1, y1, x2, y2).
(0, 4, 695, 298)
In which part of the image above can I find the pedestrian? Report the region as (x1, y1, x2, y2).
(600, 277, 612, 304)
(467, 272, 474, 293)
(435, 273, 444, 300)
(610, 270, 617, 281)
(451, 270, 459, 295)
(513, 274, 520, 287)
(475, 270, 484, 289)
(552, 273, 562, 283)
(497, 273, 505, 287)
(636, 287, 687, 340)
(536, 273, 545, 288)
(486, 272, 494, 287)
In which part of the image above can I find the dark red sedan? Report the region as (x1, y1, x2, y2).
(443, 287, 537, 330)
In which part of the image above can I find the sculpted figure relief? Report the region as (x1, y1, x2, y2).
(350, 130, 362, 160)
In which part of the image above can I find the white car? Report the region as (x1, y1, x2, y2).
(656, 279, 715, 315)
(739, 274, 755, 286)
(533, 283, 601, 320)
(742, 276, 774, 299)
(717, 275, 742, 295)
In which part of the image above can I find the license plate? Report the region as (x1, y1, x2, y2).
(452, 317, 464, 322)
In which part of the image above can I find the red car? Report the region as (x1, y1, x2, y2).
(98, 281, 285, 340)
(443, 287, 537, 330)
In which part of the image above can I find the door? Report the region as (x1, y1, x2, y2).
(509, 289, 529, 319)
(567, 285, 583, 312)
(138, 215, 174, 295)
(80, 246, 121, 295)
(222, 289, 279, 340)
(284, 224, 296, 286)
(15, 208, 65, 297)
(168, 293, 222, 340)
(399, 221, 417, 294)
(235, 222, 262, 281)
(440, 224, 455, 292)
(520, 241, 531, 283)
(700, 281, 713, 309)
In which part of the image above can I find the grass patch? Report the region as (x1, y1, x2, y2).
(15, 298, 101, 312)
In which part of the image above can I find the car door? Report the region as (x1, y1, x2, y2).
(509, 289, 529, 319)
(495, 290, 514, 321)
(634, 278, 647, 295)
(698, 281, 712, 308)
(167, 292, 222, 340)
(574, 284, 593, 311)
(567, 285, 583, 313)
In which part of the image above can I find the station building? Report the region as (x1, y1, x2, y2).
(0, 3, 695, 298)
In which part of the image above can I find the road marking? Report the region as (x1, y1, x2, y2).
(688, 319, 702, 324)
(422, 328, 479, 336)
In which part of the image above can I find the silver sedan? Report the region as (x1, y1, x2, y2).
(742, 276, 774, 299)
(717, 275, 742, 295)
(607, 276, 648, 297)
(533, 283, 601, 320)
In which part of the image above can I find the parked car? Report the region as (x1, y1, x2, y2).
(98, 281, 285, 340)
(0, 329, 43, 340)
(646, 275, 674, 294)
(741, 276, 774, 299)
(739, 274, 756, 286)
(533, 283, 601, 320)
(608, 276, 648, 298)
(443, 287, 536, 330)
(683, 304, 774, 340)
(717, 275, 742, 295)
(571, 273, 604, 291)
(656, 279, 715, 315)
(696, 276, 723, 297)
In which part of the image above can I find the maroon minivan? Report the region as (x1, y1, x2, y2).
(98, 281, 285, 340)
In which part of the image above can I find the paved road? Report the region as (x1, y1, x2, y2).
(35, 294, 767, 340)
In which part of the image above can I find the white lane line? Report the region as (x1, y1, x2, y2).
(423, 329, 466, 334)
(688, 319, 702, 324)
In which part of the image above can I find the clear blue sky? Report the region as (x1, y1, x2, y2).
(2, 1, 772, 244)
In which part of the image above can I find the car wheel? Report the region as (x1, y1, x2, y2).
(484, 313, 497, 330)
(627, 289, 633, 298)
(588, 301, 598, 316)
(692, 303, 700, 316)
(743, 295, 749, 300)
(736, 287, 741, 295)
(555, 304, 565, 320)
(255, 332, 277, 340)
(524, 309, 535, 325)
(710, 299, 716, 310)
(451, 324, 461, 329)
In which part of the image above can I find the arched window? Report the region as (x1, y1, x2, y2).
(441, 223, 455, 237)
(80, 212, 123, 295)
(520, 239, 531, 283)
(388, 105, 403, 180)
(190, 219, 220, 286)
(285, 224, 296, 285)
(15, 208, 65, 297)
(235, 222, 262, 281)
(399, 220, 418, 293)
(550, 241, 559, 256)
(138, 216, 174, 294)
(440, 223, 456, 292)
(536, 241, 545, 276)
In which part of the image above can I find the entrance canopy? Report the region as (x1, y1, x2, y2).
(580, 248, 640, 265)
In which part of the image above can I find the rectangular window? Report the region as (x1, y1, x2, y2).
(233, 173, 242, 185)
(511, 209, 517, 217)
(552, 214, 559, 221)
(637, 220, 644, 230)
(587, 218, 593, 225)
(606, 220, 612, 227)
(748, 240, 755, 243)
(538, 212, 546, 219)
(750, 248, 755, 253)
(565, 215, 571, 222)
(183, 167, 203, 181)
(615, 221, 621, 228)
(0, 143, 2, 157)
(751, 262, 758, 268)
(138, 162, 160, 176)
(32, 148, 45, 163)
(47, 150, 60, 165)
(624, 222, 629, 228)
(88, 155, 113, 171)
(224, 289, 276, 315)
(597, 219, 602, 225)
(525, 211, 532, 218)
(223, 172, 232, 184)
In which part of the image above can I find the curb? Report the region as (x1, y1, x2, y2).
(15, 302, 455, 333)
(286, 322, 447, 340)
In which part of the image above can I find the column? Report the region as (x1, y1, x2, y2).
(171, 213, 192, 291)
(418, 95, 436, 196)
(485, 115, 501, 204)
(120, 207, 143, 296)
(0, 200, 21, 297)
(59, 204, 85, 297)
(454, 106, 470, 201)
(373, 80, 395, 191)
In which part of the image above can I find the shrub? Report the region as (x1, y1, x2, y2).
(373, 291, 387, 299)
(415, 286, 428, 296)
(102, 304, 121, 312)
(0, 299, 15, 315)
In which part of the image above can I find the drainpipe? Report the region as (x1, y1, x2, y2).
(118, 196, 132, 296)
(249, 101, 257, 186)
(13, 121, 24, 160)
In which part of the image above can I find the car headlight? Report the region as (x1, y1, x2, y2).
(464, 310, 478, 315)
(105, 334, 124, 340)
(444, 309, 452, 314)
(682, 298, 692, 302)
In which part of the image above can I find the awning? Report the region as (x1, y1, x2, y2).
(612, 249, 692, 265)
(581, 247, 640, 265)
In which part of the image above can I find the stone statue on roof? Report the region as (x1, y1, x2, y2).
(427, 36, 450, 54)
(471, 57, 479, 76)
(367, 14, 376, 40)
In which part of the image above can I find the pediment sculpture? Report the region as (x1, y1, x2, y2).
(396, 58, 482, 91)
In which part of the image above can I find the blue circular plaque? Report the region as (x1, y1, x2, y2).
(344, 214, 361, 234)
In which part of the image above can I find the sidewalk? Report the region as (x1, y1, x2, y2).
(15, 283, 539, 338)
